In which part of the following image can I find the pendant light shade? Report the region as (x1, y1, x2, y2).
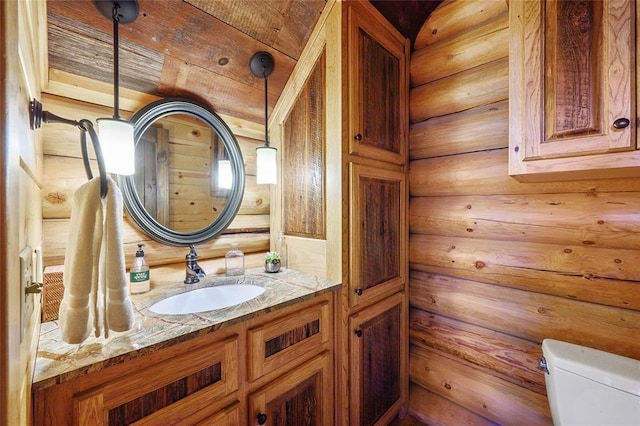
(250, 51, 276, 185)
(218, 159, 233, 189)
(97, 118, 135, 175)
(256, 146, 277, 184)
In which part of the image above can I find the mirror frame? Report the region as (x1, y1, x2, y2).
(118, 98, 246, 246)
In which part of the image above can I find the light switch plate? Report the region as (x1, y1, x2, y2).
(19, 246, 33, 343)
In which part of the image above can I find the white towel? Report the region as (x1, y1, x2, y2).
(58, 176, 135, 344)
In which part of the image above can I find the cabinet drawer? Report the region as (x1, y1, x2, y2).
(73, 335, 239, 425)
(248, 300, 330, 381)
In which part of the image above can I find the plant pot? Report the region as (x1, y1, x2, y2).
(264, 261, 281, 273)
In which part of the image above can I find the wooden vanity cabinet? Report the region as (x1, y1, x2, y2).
(33, 292, 336, 426)
(509, 0, 640, 181)
(246, 295, 334, 425)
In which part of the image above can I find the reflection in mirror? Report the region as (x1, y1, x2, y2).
(134, 114, 232, 233)
(119, 98, 245, 246)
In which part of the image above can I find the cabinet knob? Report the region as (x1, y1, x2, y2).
(354, 133, 363, 141)
(613, 118, 630, 129)
(355, 329, 363, 337)
(257, 413, 268, 425)
(354, 288, 363, 296)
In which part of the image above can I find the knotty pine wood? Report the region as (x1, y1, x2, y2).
(414, 0, 508, 50)
(43, 217, 269, 268)
(408, 383, 498, 426)
(410, 309, 545, 395)
(409, 100, 508, 160)
(409, 148, 640, 197)
(410, 234, 640, 311)
(409, 192, 640, 250)
(410, 345, 552, 426)
(411, 12, 508, 87)
(410, 57, 508, 124)
(411, 271, 640, 361)
(409, 1, 640, 424)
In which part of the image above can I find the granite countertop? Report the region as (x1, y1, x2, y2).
(33, 266, 341, 391)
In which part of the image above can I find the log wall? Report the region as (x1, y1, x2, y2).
(41, 93, 269, 269)
(408, 1, 640, 425)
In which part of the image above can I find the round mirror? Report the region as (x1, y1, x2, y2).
(118, 98, 245, 246)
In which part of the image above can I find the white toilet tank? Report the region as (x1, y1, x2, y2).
(541, 339, 640, 426)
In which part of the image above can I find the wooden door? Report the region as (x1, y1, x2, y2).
(349, 163, 406, 309)
(248, 353, 333, 426)
(347, 2, 408, 165)
(349, 293, 406, 426)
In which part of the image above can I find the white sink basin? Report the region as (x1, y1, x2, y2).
(149, 284, 265, 315)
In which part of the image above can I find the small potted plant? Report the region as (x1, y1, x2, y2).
(264, 251, 281, 273)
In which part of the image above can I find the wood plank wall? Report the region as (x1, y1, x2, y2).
(41, 94, 270, 268)
(408, 1, 640, 425)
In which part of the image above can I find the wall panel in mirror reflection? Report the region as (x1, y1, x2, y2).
(119, 98, 246, 246)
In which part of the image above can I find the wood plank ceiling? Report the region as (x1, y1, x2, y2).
(47, 0, 439, 125)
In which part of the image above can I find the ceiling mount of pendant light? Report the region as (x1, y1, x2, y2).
(250, 51, 277, 185)
(93, 0, 139, 176)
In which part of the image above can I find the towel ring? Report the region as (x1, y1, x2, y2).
(78, 119, 108, 199)
(28, 99, 108, 199)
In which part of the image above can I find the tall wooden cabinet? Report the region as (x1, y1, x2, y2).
(343, 3, 408, 424)
(270, 1, 409, 424)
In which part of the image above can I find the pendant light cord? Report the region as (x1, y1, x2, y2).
(112, 4, 121, 120)
(263, 68, 269, 147)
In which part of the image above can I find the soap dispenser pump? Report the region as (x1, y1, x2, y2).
(130, 243, 150, 294)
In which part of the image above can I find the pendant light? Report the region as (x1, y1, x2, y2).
(93, 0, 138, 176)
(250, 52, 277, 185)
(217, 159, 233, 189)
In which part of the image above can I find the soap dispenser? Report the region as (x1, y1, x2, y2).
(129, 243, 150, 294)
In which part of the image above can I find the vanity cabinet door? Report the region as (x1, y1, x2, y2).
(36, 334, 239, 426)
(349, 163, 406, 309)
(248, 352, 333, 426)
(509, 0, 639, 181)
(347, 1, 408, 165)
(349, 293, 406, 426)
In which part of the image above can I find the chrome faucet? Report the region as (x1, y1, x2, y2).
(184, 245, 206, 284)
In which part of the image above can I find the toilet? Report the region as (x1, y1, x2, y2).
(541, 339, 640, 425)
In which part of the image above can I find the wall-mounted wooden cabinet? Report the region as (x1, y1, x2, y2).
(509, 0, 640, 182)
